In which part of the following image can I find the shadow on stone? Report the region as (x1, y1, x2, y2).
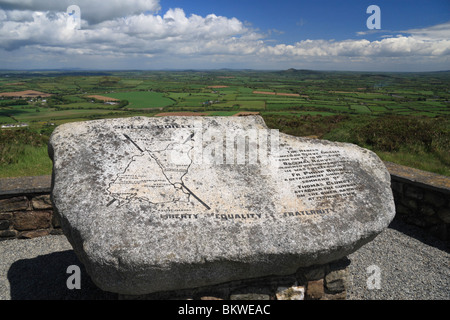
(7, 250, 117, 300)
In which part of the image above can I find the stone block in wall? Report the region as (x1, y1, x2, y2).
(50, 228, 63, 235)
(322, 291, 347, 300)
(404, 185, 424, 200)
(395, 204, 410, 216)
(13, 211, 52, 231)
(325, 259, 350, 294)
(230, 293, 272, 300)
(0, 230, 17, 239)
(199, 296, 224, 300)
(0, 212, 12, 220)
(306, 279, 324, 300)
(325, 269, 348, 293)
(0, 196, 29, 212)
(423, 191, 447, 208)
(437, 207, 450, 223)
(0, 220, 11, 230)
(31, 195, 53, 210)
(19, 229, 50, 239)
(401, 197, 418, 211)
(275, 285, 305, 300)
(419, 205, 436, 217)
(51, 210, 60, 228)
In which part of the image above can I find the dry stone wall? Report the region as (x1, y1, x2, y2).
(0, 176, 61, 240)
(384, 162, 450, 241)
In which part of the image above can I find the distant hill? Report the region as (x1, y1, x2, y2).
(281, 68, 323, 75)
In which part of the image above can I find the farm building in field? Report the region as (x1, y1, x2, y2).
(1, 123, 29, 129)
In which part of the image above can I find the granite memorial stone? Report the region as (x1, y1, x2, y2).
(49, 116, 395, 295)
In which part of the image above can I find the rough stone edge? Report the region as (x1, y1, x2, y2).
(0, 175, 51, 198)
(384, 161, 450, 195)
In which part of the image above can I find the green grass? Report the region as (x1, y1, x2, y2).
(13, 108, 126, 122)
(0, 116, 16, 124)
(350, 104, 372, 113)
(174, 93, 219, 107)
(167, 92, 193, 100)
(103, 91, 175, 109)
(0, 128, 53, 178)
(56, 102, 107, 109)
(216, 100, 265, 110)
(0, 145, 52, 178)
(376, 150, 450, 176)
(207, 111, 240, 116)
(262, 111, 336, 116)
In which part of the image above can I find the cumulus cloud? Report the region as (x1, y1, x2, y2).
(403, 21, 450, 40)
(96, 8, 246, 41)
(0, 1, 449, 70)
(0, 0, 160, 24)
(0, 7, 257, 55)
(261, 36, 450, 58)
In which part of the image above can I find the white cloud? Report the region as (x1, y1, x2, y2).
(0, 7, 256, 54)
(0, 0, 161, 24)
(0, 2, 449, 71)
(95, 8, 246, 41)
(403, 21, 450, 40)
(260, 36, 450, 58)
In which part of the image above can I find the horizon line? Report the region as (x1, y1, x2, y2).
(0, 68, 449, 73)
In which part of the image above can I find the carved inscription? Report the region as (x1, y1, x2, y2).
(104, 123, 360, 221)
(278, 147, 358, 201)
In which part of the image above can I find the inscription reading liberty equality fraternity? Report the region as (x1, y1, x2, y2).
(278, 147, 358, 201)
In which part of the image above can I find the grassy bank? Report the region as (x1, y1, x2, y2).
(0, 128, 52, 178)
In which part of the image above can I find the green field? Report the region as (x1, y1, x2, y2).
(0, 69, 449, 177)
(103, 91, 175, 109)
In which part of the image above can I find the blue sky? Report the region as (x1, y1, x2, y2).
(160, 0, 450, 42)
(0, 0, 449, 71)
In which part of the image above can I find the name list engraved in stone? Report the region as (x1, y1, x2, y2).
(278, 147, 358, 201)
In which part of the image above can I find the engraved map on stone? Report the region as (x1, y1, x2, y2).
(107, 131, 210, 209)
(50, 116, 395, 296)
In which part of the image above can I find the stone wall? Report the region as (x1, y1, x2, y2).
(384, 162, 450, 241)
(0, 176, 61, 240)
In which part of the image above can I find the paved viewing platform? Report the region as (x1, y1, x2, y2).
(0, 218, 448, 300)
